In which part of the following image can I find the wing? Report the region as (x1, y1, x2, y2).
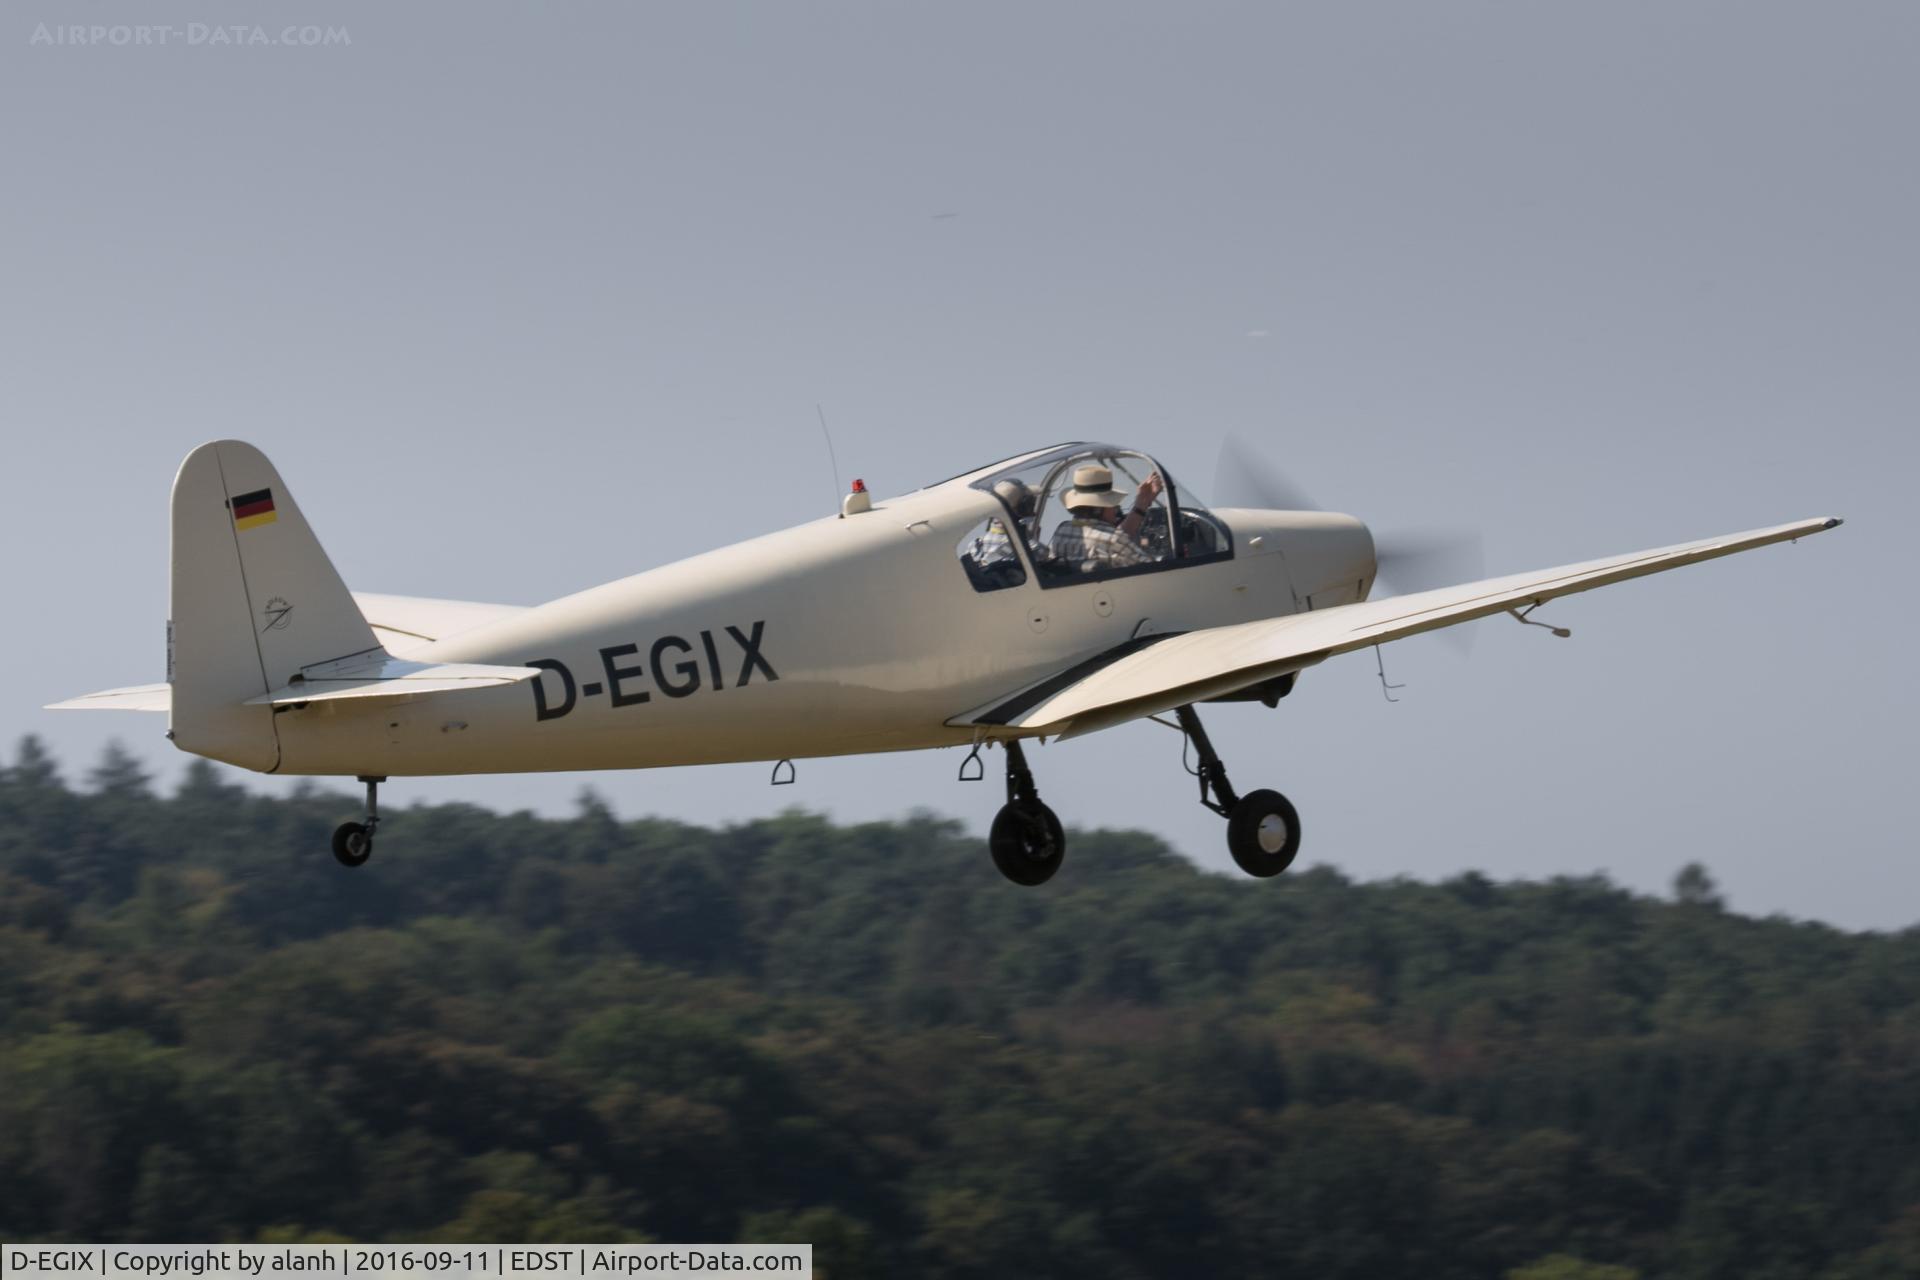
(352, 592, 528, 654)
(953, 516, 1841, 740)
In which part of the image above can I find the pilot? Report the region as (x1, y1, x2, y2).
(974, 478, 1037, 565)
(1049, 464, 1166, 569)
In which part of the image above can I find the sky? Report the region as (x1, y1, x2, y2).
(3, 1, 1913, 928)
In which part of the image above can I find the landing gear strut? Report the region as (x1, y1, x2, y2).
(331, 775, 384, 868)
(988, 739, 1065, 886)
(1174, 705, 1301, 878)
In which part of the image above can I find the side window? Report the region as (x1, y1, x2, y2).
(1178, 506, 1230, 558)
(956, 516, 1028, 592)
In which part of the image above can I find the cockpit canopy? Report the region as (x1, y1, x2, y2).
(956, 443, 1232, 591)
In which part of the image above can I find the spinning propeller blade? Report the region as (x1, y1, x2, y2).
(1212, 432, 1320, 514)
(1213, 433, 1486, 652)
(1371, 527, 1485, 598)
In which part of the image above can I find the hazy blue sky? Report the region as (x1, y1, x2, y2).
(4, 2, 1912, 926)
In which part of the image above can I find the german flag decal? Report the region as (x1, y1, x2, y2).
(229, 487, 278, 531)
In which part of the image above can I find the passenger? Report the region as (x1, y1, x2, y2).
(975, 478, 1037, 565)
(1049, 464, 1165, 569)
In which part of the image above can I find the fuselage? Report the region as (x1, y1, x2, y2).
(268, 471, 1374, 776)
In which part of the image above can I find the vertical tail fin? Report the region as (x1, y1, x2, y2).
(170, 440, 378, 771)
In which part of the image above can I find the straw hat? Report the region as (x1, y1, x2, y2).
(1063, 463, 1126, 510)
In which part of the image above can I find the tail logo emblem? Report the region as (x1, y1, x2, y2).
(262, 596, 293, 632)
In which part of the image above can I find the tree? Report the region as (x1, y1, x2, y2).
(88, 740, 152, 801)
(1509, 1256, 1639, 1280)
(12, 734, 63, 790)
(741, 1207, 879, 1280)
(1673, 862, 1725, 911)
(0, 742, 1916, 1269)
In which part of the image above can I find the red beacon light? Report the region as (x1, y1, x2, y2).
(850, 478, 867, 493)
(841, 477, 873, 517)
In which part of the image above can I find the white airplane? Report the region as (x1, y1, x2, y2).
(52, 439, 1840, 884)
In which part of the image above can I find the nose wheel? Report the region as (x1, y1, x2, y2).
(987, 739, 1065, 886)
(330, 776, 384, 868)
(1173, 705, 1302, 878)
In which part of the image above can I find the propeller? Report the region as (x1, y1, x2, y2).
(1212, 434, 1485, 650)
(1213, 433, 1320, 515)
(1370, 526, 1486, 600)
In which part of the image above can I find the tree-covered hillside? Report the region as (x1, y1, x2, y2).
(2, 738, 1917, 1278)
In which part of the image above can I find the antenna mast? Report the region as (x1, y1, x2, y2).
(815, 404, 843, 499)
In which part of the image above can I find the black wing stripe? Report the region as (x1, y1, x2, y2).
(974, 631, 1187, 726)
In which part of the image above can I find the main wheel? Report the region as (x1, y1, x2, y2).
(1226, 789, 1300, 878)
(989, 802, 1065, 886)
(331, 821, 372, 868)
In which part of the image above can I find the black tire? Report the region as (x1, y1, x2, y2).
(331, 821, 372, 868)
(989, 802, 1066, 886)
(1226, 789, 1300, 878)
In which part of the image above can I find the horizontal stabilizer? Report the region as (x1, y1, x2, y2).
(244, 655, 538, 707)
(243, 653, 538, 707)
(46, 683, 171, 712)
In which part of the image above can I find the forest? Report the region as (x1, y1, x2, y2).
(1, 736, 1916, 1279)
